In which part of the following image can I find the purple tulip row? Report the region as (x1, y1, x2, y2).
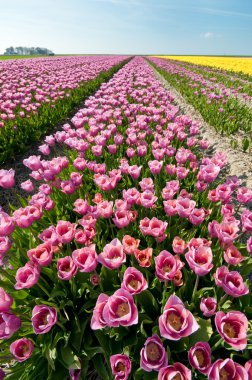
(0, 55, 127, 129)
(0, 57, 252, 379)
(150, 57, 252, 104)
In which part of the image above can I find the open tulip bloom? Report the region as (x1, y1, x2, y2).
(0, 56, 251, 379)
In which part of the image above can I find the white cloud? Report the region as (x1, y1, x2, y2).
(203, 32, 214, 39)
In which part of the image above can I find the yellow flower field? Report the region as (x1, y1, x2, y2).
(155, 56, 252, 76)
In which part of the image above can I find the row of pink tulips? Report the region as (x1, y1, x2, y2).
(0, 57, 251, 379)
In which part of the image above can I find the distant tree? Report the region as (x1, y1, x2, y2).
(4, 46, 15, 55)
(3, 46, 54, 55)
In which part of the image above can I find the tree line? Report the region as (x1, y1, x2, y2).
(4, 46, 54, 55)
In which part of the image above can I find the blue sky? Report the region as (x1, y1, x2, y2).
(0, 0, 252, 55)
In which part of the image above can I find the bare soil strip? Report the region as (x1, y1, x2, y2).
(151, 65, 252, 189)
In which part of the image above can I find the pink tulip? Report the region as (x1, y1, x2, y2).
(215, 311, 248, 350)
(91, 293, 109, 330)
(110, 354, 132, 380)
(200, 297, 217, 317)
(0, 237, 11, 263)
(245, 361, 252, 379)
(122, 188, 140, 205)
(113, 210, 131, 229)
(98, 238, 126, 269)
(176, 197, 196, 218)
(0, 212, 14, 237)
(20, 180, 34, 193)
(23, 155, 42, 171)
(247, 236, 252, 254)
(121, 267, 148, 295)
(224, 245, 244, 265)
(73, 199, 89, 216)
(200, 164, 220, 183)
(148, 160, 163, 175)
(208, 359, 248, 380)
(158, 363, 191, 380)
(189, 207, 207, 225)
(163, 199, 177, 216)
(39, 226, 60, 246)
(241, 210, 252, 232)
(55, 220, 77, 244)
(155, 250, 184, 282)
(72, 245, 98, 272)
(15, 262, 40, 289)
(0, 169, 15, 188)
(122, 235, 140, 255)
(140, 217, 168, 238)
(57, 256, 77, 280)
(139, 190, 157, 208)
(185, 245, 213, 276)
(140, 335, 168, 372)
(188, 342, 211, 374)
(97, 201, 113, 218)
(134, 248, 153, 267)
(159, 295, 199, 340)
(32, 305, 57, 334)
(237, 187, 252, 204)
(216, 222, 239, 246)
(139, 177, 154, 192)
(214, 266, 249, 297)
(0, 312, 21, 339)
(172, 236, 187, 254)
(27, 242, 54, 267)
(10, 338, 34, 362)
(0, 288, 13, 312)
(102, 288, 138, 327)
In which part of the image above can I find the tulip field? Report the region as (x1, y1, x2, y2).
(0, 56, 252, 380)
(0, 56, 128, 163)
(150, 56, 252, 152)
(158, 56, 252, 76)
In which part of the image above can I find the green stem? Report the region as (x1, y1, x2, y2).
(211, 339, 223, 352)
(0, 268, 15, 283)
(57, 321, 66, 331)
(191, 275, 199, 301)
(218, 293, 229, 307)
(161, 281, 168, 308)
(36, 282, 51, 298)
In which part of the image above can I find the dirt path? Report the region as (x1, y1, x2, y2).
(150, 64, 252, 189)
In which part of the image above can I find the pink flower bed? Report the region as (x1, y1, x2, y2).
(0, 57, 251, 379)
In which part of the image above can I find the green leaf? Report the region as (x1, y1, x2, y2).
(195, 287, 214, 298)
(82, 346, 104, 358)
(144, 372, 158, 380)
(169, 337, 189, 353)
(189, 318, 213, 347)
(242, 138, 249, 152)
(136, 290, 159, 318)
(100, 266, 119, 291)
(92, 355, 110, 380)
(135, 368, 145, 380)
(70, 313, 89, 352)
(12, 290, 29, 299)
(222, 300, 233, 310)
(59, 346, 81, 370)
(45, 347, 57, 371)
(95, 330, 111, 356)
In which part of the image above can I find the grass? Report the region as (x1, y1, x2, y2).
(0, 55, 58, 60)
